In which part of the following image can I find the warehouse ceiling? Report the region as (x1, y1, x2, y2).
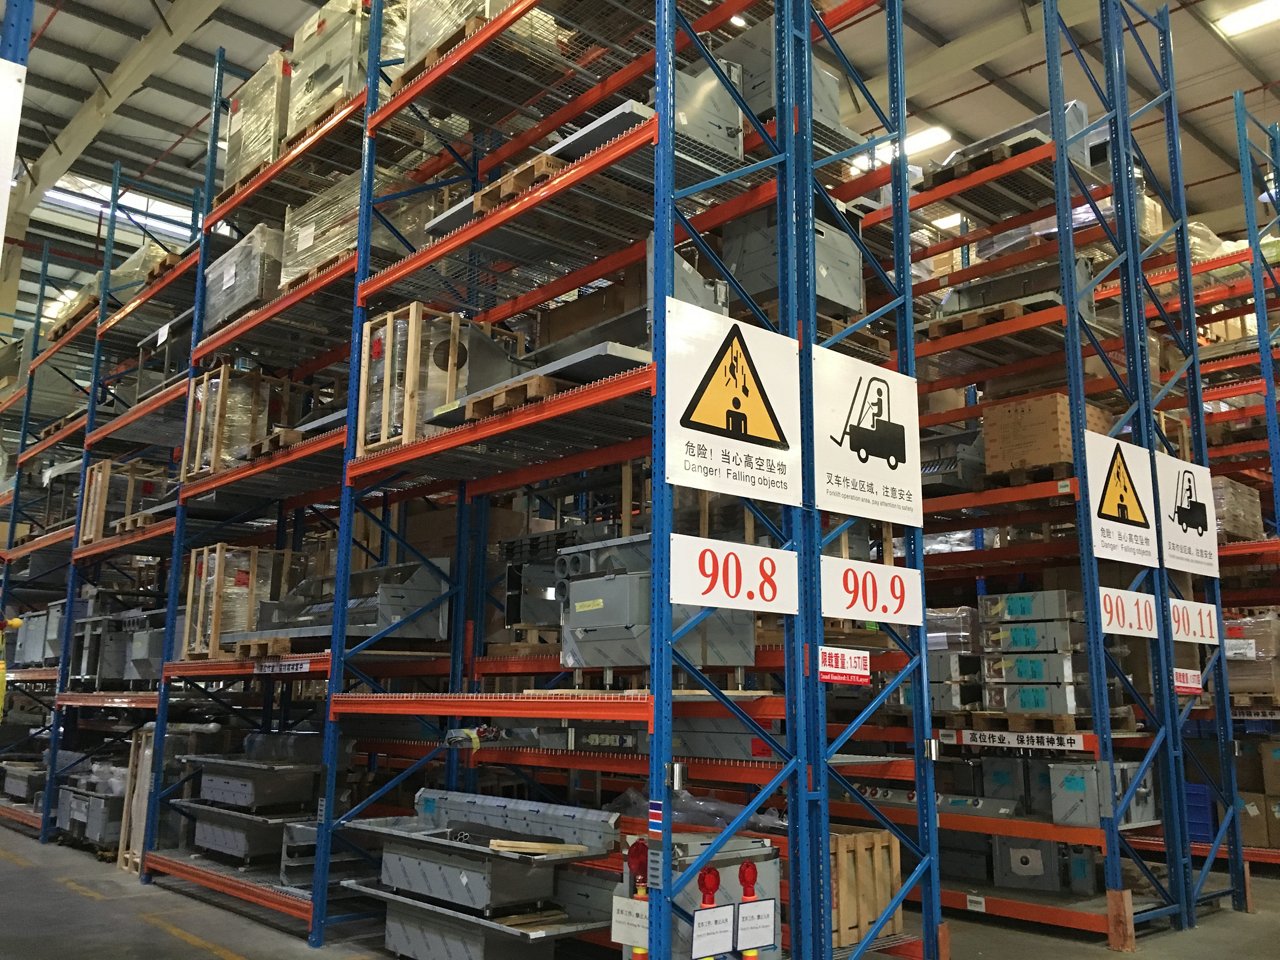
(6, 0, 1279, 327)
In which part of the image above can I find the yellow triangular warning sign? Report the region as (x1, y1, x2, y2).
(680, 324, 788, 450)
(1097, 444, 1149, 528)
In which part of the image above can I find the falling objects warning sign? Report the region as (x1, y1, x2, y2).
(1155, 451, 1219, 578)
(664, 298, 801, 507)
(812, 349, 922, 526)
(1085, 431, 1159, 568)
(680, 325, 787, 449)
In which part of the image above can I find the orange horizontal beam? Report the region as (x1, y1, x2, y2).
(0, 802, 42, 829)
(925, 478, 1078, 514)
(99, 249, 199, 337)
(347, 366, 653, 485)
(467, 436, 651, 498)
(193, 255, 357, 362)
(86, 381, 186, 447)
(361, 119, 657, 304)
(330, 692, 655, 721)
(914, 304, 1065, 360)
(143, 853, 313, 921)
(56, 692, 158, 709)
(179, 428, 345, 502)
(17, 412, 87, 466)
(206, 92, 366, 230)
(72, 517, 176, 561)
(6, 667, 57, 682)
(0, 386, 25, 416)
(3, 525, 74, 561)
(927, 886, 1110, 934)
(30, 306, 97, 371)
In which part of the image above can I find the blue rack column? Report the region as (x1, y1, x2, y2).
(309, 0, 387, 944)
(141, 47, 228, 879)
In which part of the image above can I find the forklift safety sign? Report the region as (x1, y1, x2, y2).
(1155, 451, 1218, 578)
(664, 298, 802, 506)
(813, 349, 922, 526)
(1085, 431, 1159, 568)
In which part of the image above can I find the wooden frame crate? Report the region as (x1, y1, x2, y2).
(179, 364, 303, 482)
(80, 460, 168, 544)
(356, 303, 518, 457)
(182, 543, 291, 660)
(830, 825, 902, 948)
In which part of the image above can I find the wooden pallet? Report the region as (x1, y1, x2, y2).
(968, 708, 1136, 734)
(213, 158, 273, 208)
(1230, 693, 1280, 708)
(391, 16, 488, 96)
(919, 142, 1014, 192)
(830, 826, 903, 948)
(110, 513, 156, 536)
(985, 460, 1074, 488)
(141, 251, 183, 287)
(927, 300, 1025, 339)
(819, 315, 891, 360)
(241, 427, 303, 460)
(282, 94, 359, 151)
(38, 414, 71, 439)
(464, 374, 566, 421)
(47, 299, 97, 342)
(280, 251, 349, 294)
(235, 637, 293, 659)
(473, 153, 569, 215)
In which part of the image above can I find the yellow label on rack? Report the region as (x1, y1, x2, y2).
(0, 660, 6, 722)
(575, 598, 604, 613)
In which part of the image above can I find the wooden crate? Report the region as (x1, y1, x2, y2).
(180, 364, 301, 482)
(830, 825, 902, 947)
(79, 461, 167, 544)
(182, 543, 292, 660)
(356, 303, 518, 457)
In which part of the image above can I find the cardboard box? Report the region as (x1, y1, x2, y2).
(1268, 795, 1280, 849)
(402, 503, 528, 558)
(1262, 741, 1280, 796)
(537, 263, 645, 346)
(1238, 792, 1271, 849)
(1212, 476, 1265, 542)
(1226, 619, 1280, 660)
(983, 393, 1111, 474)
(1226, 660, 1280, 696)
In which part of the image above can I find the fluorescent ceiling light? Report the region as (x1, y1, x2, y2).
(1217, 1, 1280, 36)
(849, 126, 952, 172)
(729, 14, 747, 27)
(931, 212, 962, 230)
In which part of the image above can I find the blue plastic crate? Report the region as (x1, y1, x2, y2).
(1185, 782, 1218, 843)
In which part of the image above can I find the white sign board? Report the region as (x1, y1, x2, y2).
(0, 62, 25, 239)
(1085, 431, 1159, 568)
(939, 729, 1087, 752)
(1155, 452, 1219, 578)
(253, 658, 310, 675)
(664, 299, 801, 506)
(736, 899, 777, 951)
(670, 535, 798, 615)
(820, 556, 925, 626)
(1174, 667, 1203, 697)
(690, 904, 736, 957)
(817, 646, 871, 685)
(1098, 586, 1159, 639)
(813, 350, 922, 526)
(1168, 598, 1220, 646)
(611, 896, 649, 949)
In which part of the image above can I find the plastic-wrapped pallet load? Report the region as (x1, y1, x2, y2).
(203, 226, 284, 333)
(286, 0, 408, 139)
(280, 168, 431, 287)
(1225, 617, 1280, 661)
(193, 373, 273, 473)
(1212, 475, 1265, 542)
(225, 51, 291, 188)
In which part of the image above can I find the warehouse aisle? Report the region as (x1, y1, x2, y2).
(0, 824, 1276, 958)
(0, 828, 378, 959)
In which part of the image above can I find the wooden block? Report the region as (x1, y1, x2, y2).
(488, 840, 588, 855)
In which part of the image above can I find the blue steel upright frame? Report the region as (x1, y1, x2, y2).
(44, 163, 201, 841)
(1042, 0, 1243, 933)
(1233, 94, 1280, 534)
(301, 0, 941, 954)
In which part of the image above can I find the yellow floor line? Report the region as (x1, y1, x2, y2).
(141, 914, 249, 960)
(58, 877, 106, 900)
(0, 847, 32, 867)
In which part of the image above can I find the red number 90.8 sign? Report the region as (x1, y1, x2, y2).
(670, 535, 798, 614)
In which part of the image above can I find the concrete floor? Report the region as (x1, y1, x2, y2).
(0, 826, 1275, 959)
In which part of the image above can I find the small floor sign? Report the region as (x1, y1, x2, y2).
(1085, 431, 1158, 567)
(664, 299, 801, 506)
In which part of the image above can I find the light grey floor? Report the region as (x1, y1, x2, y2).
(0, 825, 1275, 958)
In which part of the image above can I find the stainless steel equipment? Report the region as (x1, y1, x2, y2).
(203, 226, 284, 333)
(921, 430, 984, 493)
(57, 780, 125, 846)
(993, 836, 1065, 893)
(343, 790, 617, 960)
(240, 562, 452, 645)
(556, 534, 755, 668)
(942, 100, 1088, 170)
(723, 202, 865, 315)
(980, 619, 1085, 654)
(1049, 761, 1159, 829)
